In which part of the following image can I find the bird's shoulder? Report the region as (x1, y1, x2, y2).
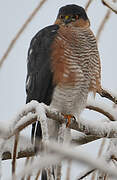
(27, 24, 59, 73)
(29, 24, 60, 54)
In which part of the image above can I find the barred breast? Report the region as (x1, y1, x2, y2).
(50, 26, 101, 118)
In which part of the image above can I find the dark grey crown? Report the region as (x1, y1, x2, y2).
(57, 4, 88, 20)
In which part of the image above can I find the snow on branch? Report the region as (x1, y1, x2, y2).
(1, 97, 117, 144)
(0, 87, 117, 173)
(102, 0, 117, 13)
(46, 105, 117, 139)
(15, 153, 60, 179)
(0, 88, 117, 178)
(13, 141, 117, 179)
(87, 98, 117, 121)
(97, 87, 117, 104)
(2, 134, 99, 161)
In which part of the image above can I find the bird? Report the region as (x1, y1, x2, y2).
(26, 4, 101, 179)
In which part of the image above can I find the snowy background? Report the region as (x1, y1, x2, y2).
(0, 0, 117, 179)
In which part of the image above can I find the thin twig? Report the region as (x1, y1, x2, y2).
(102, 0, 117, 14)
(72, 135, 101, 145)
(27, 157, 34, 180)
(12, 133, 19, 179)
(98, 139, 106, 157)
(66, 160, 72, 180)
(85, 0, 93, 11)
(0, 0, 47, 68)
(91, 139, 106, 180)
(86, 105, 115, 121)
(96, 9, 111, 42)
(21, 157, 30, 180)
(2, 149, 35, 161)
(97, 88, 117, 104)
(35, 170, 41, 180)
(77, 168, 96, 180)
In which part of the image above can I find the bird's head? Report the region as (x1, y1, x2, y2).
(55, 4, 90, 28)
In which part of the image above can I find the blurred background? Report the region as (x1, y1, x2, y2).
(0, 0, 117, 179)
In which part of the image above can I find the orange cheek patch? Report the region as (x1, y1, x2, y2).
(73, 19, 90, 28)
(51, 29, 76, 86)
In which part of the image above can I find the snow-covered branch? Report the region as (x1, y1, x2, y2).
(102, 0, 117, 13)
(3, 139, 117, 179)
(46, 106, 117, 138)
(97, 88, 117, 104)
(0, 99, 117, 144)
(1, 134, 100, 161)
(12, 141, 117, 179)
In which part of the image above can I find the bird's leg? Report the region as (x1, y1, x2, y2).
(62, 114, 75, 127)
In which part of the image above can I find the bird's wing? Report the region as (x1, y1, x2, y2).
(26, 24, 59, 142)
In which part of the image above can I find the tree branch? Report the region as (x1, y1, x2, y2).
(97, 88, 117, 104)
(12, 133, 19, 177)
(77, 168, 96, 180)
(85, 0, 93, 11)
(102, 0, 117, 13)
(96, 9, 111, 41)
(0, 0, 47, 68)
(0, 100, 117, 143)
(46, 107, 117, 138)
(86, 105, 115, 121)
(2, 149, 35, 161)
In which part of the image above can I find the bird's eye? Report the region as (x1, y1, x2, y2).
(71, 15, 79, 21)
(60, 15, 65, 19)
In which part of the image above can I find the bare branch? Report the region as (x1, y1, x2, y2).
(2, 149, 35, 161)
(72, 134, 101, 145)
(97, 88, 117, 104)
(0, 0, 47, 68)
(91, 139, 107, 179)
(96, 9, 111, 41)
(77, 168, 96, 180)
(35, 170, 41, 180)
(78, 139, 106, 180)
(98, 139, 107, 157)
(86, 105, 115, 121)
(66, 160, 72, 180)
(22, 157, 30, 180)
(12, 133, 19, 178)
(85, 0, 93, 11)
(102, 0, 117, 13)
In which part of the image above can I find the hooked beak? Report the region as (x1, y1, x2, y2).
(63, 15, 71, 24)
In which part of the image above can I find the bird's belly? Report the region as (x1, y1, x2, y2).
(50, 85, 88, 118)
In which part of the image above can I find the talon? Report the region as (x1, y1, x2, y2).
(62, 114, 75, 127)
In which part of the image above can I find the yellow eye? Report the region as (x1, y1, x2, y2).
(65, 15, 69, 20)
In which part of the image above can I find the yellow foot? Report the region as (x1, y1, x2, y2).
(62, 114, 75, 127)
